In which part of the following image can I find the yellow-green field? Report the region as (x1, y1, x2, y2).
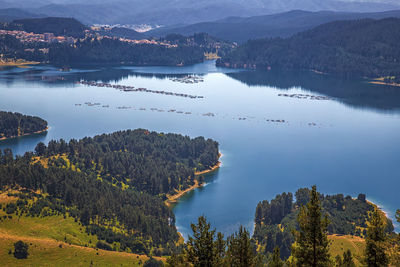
(0, 236, 149, 267)
(0, 193, 161, 266)
(329, 234, 366, 266)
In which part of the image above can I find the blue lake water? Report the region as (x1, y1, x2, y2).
(0, 60, 399, 237)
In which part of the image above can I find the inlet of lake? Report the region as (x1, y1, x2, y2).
(1, 60, 399, 237)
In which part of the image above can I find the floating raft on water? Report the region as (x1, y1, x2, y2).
(169, 75, 204, 84)
(278, 93, 332, 100)
(77, 81, 204, 99)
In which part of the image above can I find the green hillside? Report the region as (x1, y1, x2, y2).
(218, 18, 400, 80)
(0, 129, 219, 258)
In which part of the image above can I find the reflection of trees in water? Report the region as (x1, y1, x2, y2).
(226, 70, 400, 111)
(0, 66, 206, 87)
(69, 70, 206, 84)
(0, 130, 48, 156)
(2, 65, 399, 112)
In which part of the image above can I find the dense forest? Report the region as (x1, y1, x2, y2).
(252, 188, 394, 260)
(218, 18, 400, 79)
(0, 129, 219, 255)
(0, 34, 48, 62)
(0, 150, 177, 254)
(0, 111, 47, 139)
(159, 33, 236, 57)
(0, 33, 206, 66)
(33, 129, 219, 196)
(48, 37, 205, 65)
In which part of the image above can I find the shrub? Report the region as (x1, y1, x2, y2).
(13, 241, 29, 259)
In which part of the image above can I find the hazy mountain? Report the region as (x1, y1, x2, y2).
(147, 9, 400, 43)
(0, 8, 46, 22)
(1, 0, 399, 26)
(13, 17, 87, 37)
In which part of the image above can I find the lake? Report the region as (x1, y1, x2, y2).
(0, 60, 399, 238)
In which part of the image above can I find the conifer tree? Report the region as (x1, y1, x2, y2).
(214, 232, 226, 266)
(269, 246, 284, 267)
(186, 216, 218, 267)
(226, 226, 255, 267)
(255, 203, 263, 225)
(291, 185, 331, 267)
(166, 253, 191, 267)
(365, 208, 388, 267)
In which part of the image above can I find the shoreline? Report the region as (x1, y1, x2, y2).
(366, 199, 390, 219)
(165, 153, 222, 207)
(165, 180, 203, 207)
(368, 80, 400, 87)
(0, 126, 49, 142)
(194, 157, 222, 176)
(0, 61, 40, 67)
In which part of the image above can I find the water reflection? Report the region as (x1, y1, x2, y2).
(0, 131, 48, 156)
(226, 70, 400, 112)
(2, 64, 399, 112)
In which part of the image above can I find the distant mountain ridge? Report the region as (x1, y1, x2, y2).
(0, 0, 399, 26)
(0, 8, 45, 22)
(147, 10, 400, 43)
(12, 17, 87, 38)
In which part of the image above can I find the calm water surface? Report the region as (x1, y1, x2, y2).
(0, 61, 399, 237)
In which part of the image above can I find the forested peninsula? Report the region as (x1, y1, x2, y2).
(218, 18, 400, 81)
(0, 111, 48, 140)
(0, 129, 219, 256)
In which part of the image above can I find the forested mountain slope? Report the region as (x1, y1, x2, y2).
(218, 18, 400, 79)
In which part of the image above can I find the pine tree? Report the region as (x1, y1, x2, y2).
(365, 208, 388, 267)
(213, 232, 226, 266)
(291, 185, 331, 267)
(255, 203, 263, 225)
(269, 246, 284, 267)
(226, 226, 255, 267)
(166, 253, 191, 267)
(186, 216, 217, 267)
